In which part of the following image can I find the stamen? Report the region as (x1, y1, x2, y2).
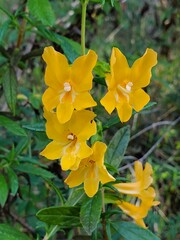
(89, 160, 95, 164)
(67, 134, 74, 140)
(126, 82, 133, 92)
(64, 82, 71, 92)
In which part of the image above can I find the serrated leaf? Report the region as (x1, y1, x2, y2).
(110, 221, 160, 240)
(0, 224, 31, 240)
(7, 168, 18, 196)
(66, 188, 85, 206)
(2, 68, 17, 115)
(105, 126, 130, 169)
(80, 191, 102, 235)
(36, 26, 81, 63)
(15, 163, 55, 179)
(0, 115, 27, 136)
(0, 174, 8, 207)
(22, 122, 45, 131)
(27, 0, 55, 26)
(36, 206, 81, 227)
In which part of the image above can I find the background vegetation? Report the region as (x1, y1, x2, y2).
(0, 0, 179, 239)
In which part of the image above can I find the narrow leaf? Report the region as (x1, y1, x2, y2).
(0, 174, 8, 207)
(27, 0, 55, 26)
(7, 168, 18, 196)
(111, 221, 160, 240)
(0, 115, 27, 136)
(36, 26, 81, 63)
(80, 191, 102, 235)
(15, 163, 55, 179)
(36, 206, 81, 227)
(65, 188, 85, 206)
(0, 224, 31, 240)
(105, 126, 130, 169)
(2, 68, 17, 115)
(22, 122, 45, 132)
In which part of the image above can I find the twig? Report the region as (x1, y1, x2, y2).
(9, 211, 35, 235)
(130, 120, 172, 141)
(119, 116, 180, 172)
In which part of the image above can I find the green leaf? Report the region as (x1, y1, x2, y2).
(65, 188, 85, 206)
(0, 115, 27, 136)
(22, 122, 45, 132)
(110, 221, 160, 240)
(15, 163, 55, 179)
(36, 26, 81, 63)
(7, 168, 18, 196)
(27, 0, 55, 26)
(44, 178, 65, 205)
(80, 191, 102, 235)
(105, 126, 130, 169)
(36, 206, 81, 227)
(0, 174, 8, 207)
(14, 137, 29, 156)
(0, 20, 11, 44)
(2, 68, 17, 115)
(0, 224, 31, 240)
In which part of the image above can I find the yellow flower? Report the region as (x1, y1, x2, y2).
(65, 141, 115, 197)
(114, 161, 153, 196)
(117, 187, 160, 228)
(100, 48, 157, 122)
(40, 109, 96, 171)
(42, 46, 97, 123)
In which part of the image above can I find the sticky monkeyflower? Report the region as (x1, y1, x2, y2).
(100, 48, 157, 122)
(114, 161, 153, 196)
(114, 161, 160, 228)
(40, 109, 97, 171)
(42, 46, 97, 123)
(65, 141, 115, 197)
(116, 187, 160, 228)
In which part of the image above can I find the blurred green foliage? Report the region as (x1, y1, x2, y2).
(0, 0, 179, 239)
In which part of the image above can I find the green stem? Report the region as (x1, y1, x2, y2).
(81, 0, 88, 55)
(43, 225, 59, 240)
(102, 188, 108, 240)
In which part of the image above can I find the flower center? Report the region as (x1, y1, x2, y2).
(125, 82, 133, 92)
(67, 133, 75, 140)
(64, 82, 71, 92)
(89, 160, 95, 164)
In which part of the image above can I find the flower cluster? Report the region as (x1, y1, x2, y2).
(114, 161, 160, 228)
(41, 46, 115, 197)
(40, 46, 159, 227)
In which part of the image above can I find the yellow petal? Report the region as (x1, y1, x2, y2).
(118, 201, 148, 220)
(40, 141, 63, 159)
(65, 166, 86, 188)
(114, 181, 142, 196)
(143, 162, 153, 189)
(134, 161, 143, 182)
(84, 167, 99, 197)
(116, 102, 132, 122)
(130, 48, 157, 90)
(130, 89, 150, 112)
(77, 142, 93, 159)
(61, 153, 77, 171)
(44, 109, 69, 142)
(99, 166, 115, 184)
(74, 92, 97, 110)
(100, 91, 116, 114)
(91, 141, 107, 167)
(110, 48, 130, 87)
(56, 102, 74, 124)
(70, 110, 96, 140)
(42, 46, 70, 88)
(42, 88, 59, 111)
(71, 50, 97, 92)
(135, 219, 147, 229)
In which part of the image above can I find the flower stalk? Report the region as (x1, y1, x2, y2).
(81, 0, 89, 55)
